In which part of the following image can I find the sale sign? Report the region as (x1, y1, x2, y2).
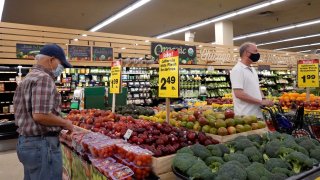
(158, 49, 179, 98)
(297, 59, 319, 88)
(110, 60, 122, 94)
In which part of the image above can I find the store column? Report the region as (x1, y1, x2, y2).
(185, 31, 195, 42)
(215, 21, 234, 46)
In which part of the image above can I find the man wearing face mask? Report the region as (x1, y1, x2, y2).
(13, 44, 73, 180)
(230, 42, 274, 119)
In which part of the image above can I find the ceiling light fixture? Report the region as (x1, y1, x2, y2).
(81, 34, 87, 37)
(274, 42, 320, 51)
(257, 33, 320, 46)
(299, 50, 312, 53)
(0, 0, 5, 21)
(73, 38, 79, 41)
(89, 0, 151, 32)
(234, 18, 320, 41)
(156, 0, 286, 39)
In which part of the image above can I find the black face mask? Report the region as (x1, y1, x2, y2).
(249, 53, 260, 62)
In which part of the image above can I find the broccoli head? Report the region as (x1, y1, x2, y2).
(247, 134, 263, 145)
(265, 139, 284, 158)
(276, 147, 295, 160)
(310, 147, 320, 161)
(205, 156, 224, 166)
(186, 159, 215, 180)
(295, 136, 311, 144)
(311, 138, 320, 146)
(270, 172, 288, 180)
(216, 160, 247, 180)
(298, 138, 316, 152)
(206, 144, 223, 157)
(264, 158, 291, 172)
(215, 143, 230, 155)
(176, 146, 194, 155)
(246, 162, 274, 180)
(285, 151, 314, 174)
(227, 138, 255, 153)
(282, 138, 309, 156)
(243, 146, 263, 163)
(223, 153, 251, 167)
(172, 153, 198, 173)
(271, 167, 295, 177)
(190, 143, 211, 160)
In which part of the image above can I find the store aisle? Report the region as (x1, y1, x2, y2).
(0, 150, 23, 180)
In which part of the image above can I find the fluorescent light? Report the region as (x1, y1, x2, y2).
(235, 18, 320, 41)
(275, 42, 320, 51)
(89, 0, 151, 32)
(0, 0, 5, 21)
(269, 25, 295, 33)
(236, 3, 269, 15)
(73, 38, 78, 41)
(121, 47, 126, 50)
(257, 33, 320, 46)
(156, 0, 285, 38)
(246, 31, 269, 38)
(81, 34, 87, 37)
(299, 50, 311, 53)
(145, 40, 149, 42)
(296, 19, 320, 27)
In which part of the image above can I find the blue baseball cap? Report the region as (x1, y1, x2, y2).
(40, 44, 72, 68)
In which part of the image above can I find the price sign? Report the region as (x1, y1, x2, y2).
(110, 60, 122, 94)
(297, 59, 319, 88)
(158, 49, 179, 98)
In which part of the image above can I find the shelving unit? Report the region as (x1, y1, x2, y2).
(258, 70, 295, 96)
(0, 69, 18, 147)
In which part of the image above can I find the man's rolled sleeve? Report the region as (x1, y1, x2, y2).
(32, 76, 54, 114)
(230, 68, 244, 89)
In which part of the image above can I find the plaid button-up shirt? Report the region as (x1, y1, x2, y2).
(14, 65, 61, 136)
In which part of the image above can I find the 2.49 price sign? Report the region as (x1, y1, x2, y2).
(110, 60, 122, 94)
(297, 59, 319, 88)
(158, 49, 179, 98)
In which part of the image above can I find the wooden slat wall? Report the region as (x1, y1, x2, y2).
(0, 22, 318, 69)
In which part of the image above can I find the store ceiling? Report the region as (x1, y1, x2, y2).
(2, 0, 320, 53)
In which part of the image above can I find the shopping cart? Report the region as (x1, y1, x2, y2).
(261, 104, 314, 138)
(304, 111, 320, 141)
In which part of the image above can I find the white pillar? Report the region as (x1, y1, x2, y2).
(215, 21, 234, 46)
(185, 31, 195, 42)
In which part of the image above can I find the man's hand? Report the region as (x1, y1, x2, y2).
(63, 120, 74, 131)
(260, 99, 274, 107)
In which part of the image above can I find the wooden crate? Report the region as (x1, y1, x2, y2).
(152, 154, 176, 175)
(158, 171, 177, 180)
(206, 127, 269, 143)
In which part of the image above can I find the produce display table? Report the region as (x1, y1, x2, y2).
(61, 143, 161, 180)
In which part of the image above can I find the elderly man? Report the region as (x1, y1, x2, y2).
(230, 42, 273, 119)
(14, 44, 73, 180)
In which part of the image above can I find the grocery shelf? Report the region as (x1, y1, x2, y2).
(0, 81, 16, 83)
(0, 91, 15, 93)
(0, 113, 14, 116)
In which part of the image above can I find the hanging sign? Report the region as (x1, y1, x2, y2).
(151, 42, 196, 64)
(16, 43, 44, 59)
(158, 49, 179, 98)
(297, 59, 319, 88)
(92, 47, 113, 61)
(110, 60, 122, 94)
(68, 45, 91, 61)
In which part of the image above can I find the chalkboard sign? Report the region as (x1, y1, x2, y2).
(92, 47, 113, 61)
(16, 43, 44, 59)
(151, 42, 197, 64)
(68, 45, 91, 61)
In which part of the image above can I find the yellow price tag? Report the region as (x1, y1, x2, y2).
(158, 49, 179, 98)
(297, 59, 319, 88)
(110, 60, 122, 94)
